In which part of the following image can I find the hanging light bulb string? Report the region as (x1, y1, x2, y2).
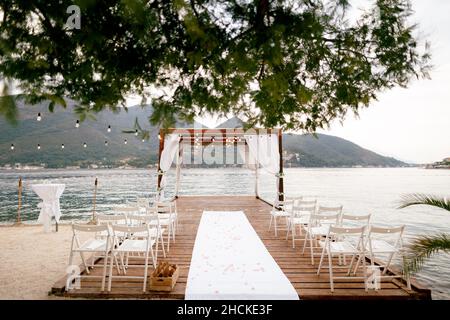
(13, 119, 154, 153)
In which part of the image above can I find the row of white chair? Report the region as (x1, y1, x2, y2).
(315, 224, 410, 292)
(270, 197, 410, 292)
(68, 222, 159, 292)
(67, 199, 178, 292)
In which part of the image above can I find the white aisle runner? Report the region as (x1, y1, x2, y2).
(185, 211, 299, 300)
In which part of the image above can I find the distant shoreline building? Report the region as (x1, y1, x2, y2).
(426, 157, 450, 169)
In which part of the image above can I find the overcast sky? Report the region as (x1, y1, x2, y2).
(197, 0, 450, 164)
(317, 0, 450, 164)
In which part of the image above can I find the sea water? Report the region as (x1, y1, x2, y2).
(0, 167, 449, 299)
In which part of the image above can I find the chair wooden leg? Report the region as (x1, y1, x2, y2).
(79, 252, 90, 274)
(362, 252, 369, 292)
(310, 236, 315, 265)
(167, 227, 171, 252)
(101, 250, 108, 291)
(107, 251, 114, 292)
(285, 220, 290, 240)
(302, 231, 308, 254)
(160, 232, 166, 258)
(317, 245, 327, 275)
(274, 217, 278, 237)
(143, 252, 149, 292)
(328, 251, 334, 292)
(292, 224, 296, 248)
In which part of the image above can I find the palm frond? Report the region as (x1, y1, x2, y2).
(403, 234, 450, 276)
(398, 193, 450, 212)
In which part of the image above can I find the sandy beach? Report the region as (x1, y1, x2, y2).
(0, 224, 88, 300)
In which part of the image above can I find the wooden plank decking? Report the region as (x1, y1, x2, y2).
(51, 196, 431, 300)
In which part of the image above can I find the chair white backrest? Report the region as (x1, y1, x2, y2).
(310, 212, 340, 227)
(97, 214, 128, 225)
(340, 213, 371, 228)
(317, 205, 343, 216)
(366, 225, 405, 252)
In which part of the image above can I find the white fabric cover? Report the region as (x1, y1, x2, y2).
(159, 134, 181, 190)
(31, 184, 65, 233)
(244, 134, 280, 175)
(244, 134, 280, 201)
(186, 211, 299, 300)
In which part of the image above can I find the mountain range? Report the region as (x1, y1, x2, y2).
(0, 98, 406, 168)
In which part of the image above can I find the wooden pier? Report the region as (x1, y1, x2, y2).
(51, 196, 431, 300)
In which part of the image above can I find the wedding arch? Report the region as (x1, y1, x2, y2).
(156, 128, 285, 203)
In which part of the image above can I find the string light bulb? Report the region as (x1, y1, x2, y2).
(142, 139, 145, 143)
(61, 144, 65, 149)
(37, 144, 41, 150)
(83, 142, 87, 148)
(107, 125, 111, 133)
(37, 113, 42, 121)
(10, 144, 14, 150)
(124, 139, 128, 145)
(135, 129, 138, 136)
(105, 141, 108, 146)
(75, 120, 80, 128)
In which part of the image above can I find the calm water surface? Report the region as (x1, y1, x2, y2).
(0, 167, 449, 299)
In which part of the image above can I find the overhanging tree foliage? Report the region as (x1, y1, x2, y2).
(0, 0, 431, 130)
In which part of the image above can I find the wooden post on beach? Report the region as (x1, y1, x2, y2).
(15, 177, 23, 226)
(278, 129, 285, 202)
(88, 178, 98, 225)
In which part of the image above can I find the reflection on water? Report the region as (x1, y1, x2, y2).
(0, 167, 449, 299)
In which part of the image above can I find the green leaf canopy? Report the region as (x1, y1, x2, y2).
(0, 0, 431, 130)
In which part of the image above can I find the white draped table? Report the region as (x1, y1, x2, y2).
(31, 184, 65, 233)
(186, 211, 299, 300)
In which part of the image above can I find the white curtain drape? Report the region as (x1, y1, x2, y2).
(244, 134, 280, 202)
(159, 134, 181, 198)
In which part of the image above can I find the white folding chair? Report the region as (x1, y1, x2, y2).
(302, 212, 340, 264)
(67, 224, 112, 291)
(107, 224, 157, 292)
(269, 199, 294, 237)
(154, 202, 177, 251)
(354, 225, 411, 289)
(285, 199, 317, 246)
(336, 213, 371, 265)
(317, 225, 368, 292)
(127, 213, 166, 258)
